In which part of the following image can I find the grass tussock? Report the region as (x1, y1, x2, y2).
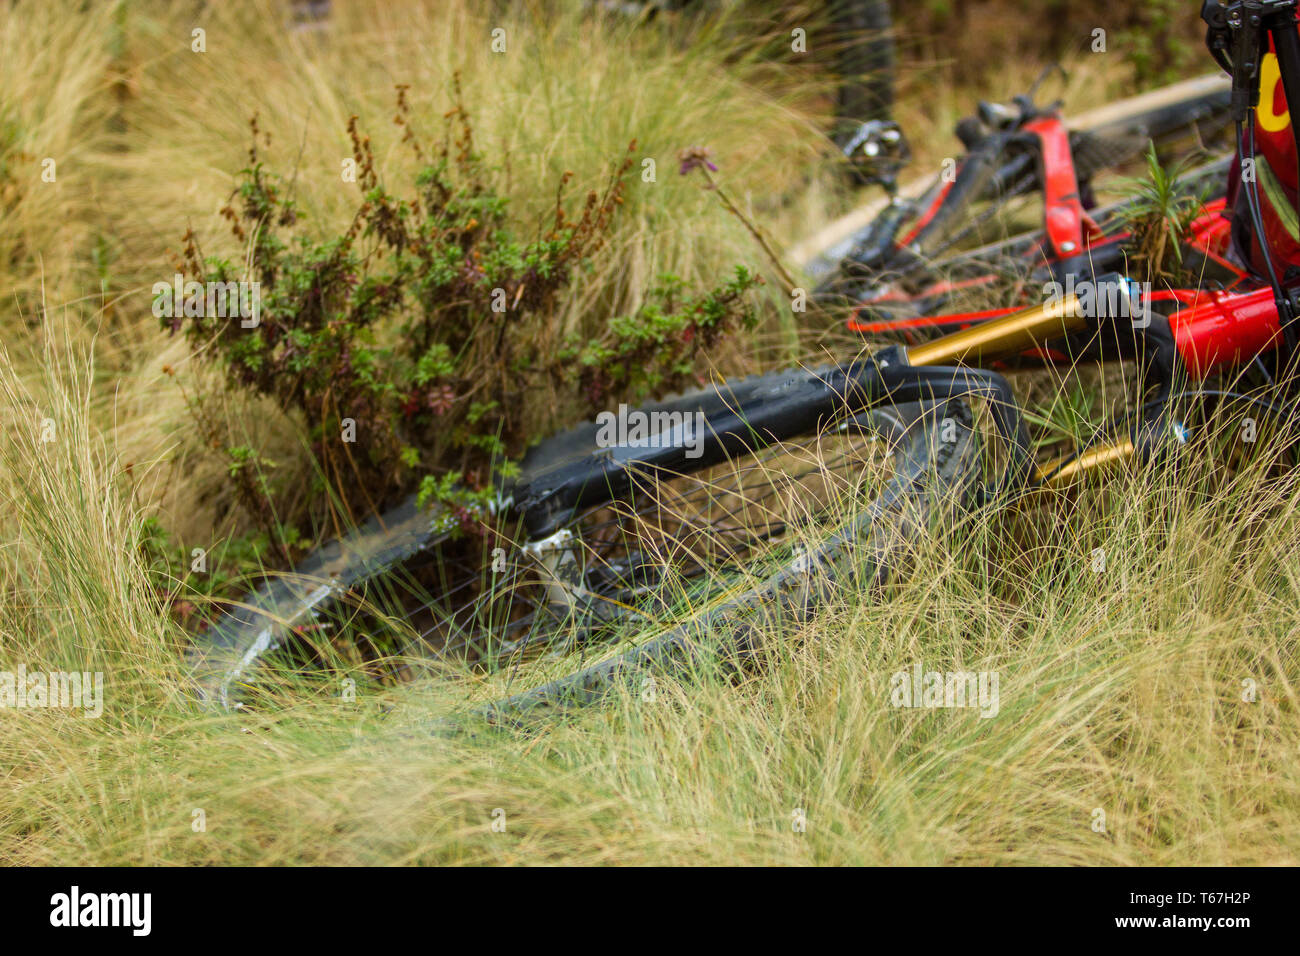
(4, 325, 1299, 865)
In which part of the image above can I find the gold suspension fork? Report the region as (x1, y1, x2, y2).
(901, 289, 1138, 486)
(1035, 438, 1137, 487)
(905, 289, 1087, 368)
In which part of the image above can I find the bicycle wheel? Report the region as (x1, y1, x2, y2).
(477, 396, 979, 723)
(190, 371, 981, 716)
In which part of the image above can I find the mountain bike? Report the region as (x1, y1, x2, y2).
(191, 0, 1300, 724)
(807, 70, 1237, 318)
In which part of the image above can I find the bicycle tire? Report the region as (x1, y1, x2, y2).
(475, 397, 979, 725)
(191, 377, 980, 714)
(195, 367, 852, 707)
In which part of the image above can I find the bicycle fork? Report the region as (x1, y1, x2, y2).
(852, 273, 1173, 492)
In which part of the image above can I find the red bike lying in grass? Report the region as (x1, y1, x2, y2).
(192, 0, 1300, 725)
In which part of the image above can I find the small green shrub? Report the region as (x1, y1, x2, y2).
(1117, 142, 1209, 286)
(165, 84, 761, 539)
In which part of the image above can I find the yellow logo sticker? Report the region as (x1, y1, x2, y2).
(1260, 52, 1293, 133)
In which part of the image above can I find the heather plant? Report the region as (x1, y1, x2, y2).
(165, 85, 761, 542)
